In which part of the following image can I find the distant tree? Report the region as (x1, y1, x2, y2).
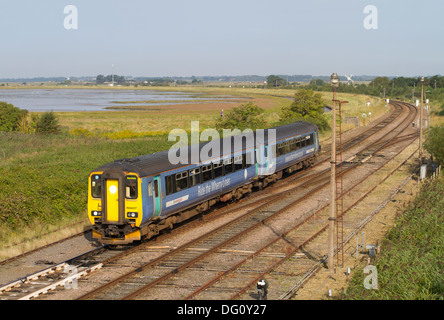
(309, 79, 325, 86)
(36, 112, 60, 134)
(96, 75, 105, 84)
(369, 76, 390, 89)
(0, 102, 28, 132)
(216, 102, 267, 131)
(280, 89, 329, 131)
(96, 74, 125, 85)
(266, 75, 286, 88)
(192, 78, 203, 84)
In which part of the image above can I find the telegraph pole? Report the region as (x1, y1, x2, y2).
(328, 73, 340, 271)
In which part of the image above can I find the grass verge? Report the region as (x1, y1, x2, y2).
(343, 174, 444, 300)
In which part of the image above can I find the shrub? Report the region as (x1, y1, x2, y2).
(424, 125, 444, 164)
(0, 102, 28, 132)
(36, 112, 60, 134)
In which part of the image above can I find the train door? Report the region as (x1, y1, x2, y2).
(153, 175, 162, 218)
(106, 179, 119, 222)
(254, 148, 259, 176)
(267, 143, 276, 175)
(256, 145, 270, 176)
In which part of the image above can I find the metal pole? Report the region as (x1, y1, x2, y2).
(328, 87, 336, 271)
(420, 78, 424, 160)
(335, 100, 347, 268)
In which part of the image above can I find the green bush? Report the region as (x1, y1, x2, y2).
(0, 102, 28, 132)
(425, 125, 444, 164)
(36, 112, 60, 134)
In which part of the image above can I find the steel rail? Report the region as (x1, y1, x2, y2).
(121, 102, 418, 300)
(182, 101, 417, 299)
(75, 100, 417, 300)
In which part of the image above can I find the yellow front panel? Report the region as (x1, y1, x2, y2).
(106, 179, 120, 222)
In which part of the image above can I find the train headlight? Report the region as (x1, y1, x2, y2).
(91, 211, 102, 217)
(127, 212, 138, 218)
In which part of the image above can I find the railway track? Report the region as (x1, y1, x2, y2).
(0, 100, 418, 300)
(73, 100, 418, 300)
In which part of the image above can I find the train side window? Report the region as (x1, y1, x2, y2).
(290, 139, 297, 151)
(267, 145, 276, 161)
(284, 141, 291, 154)
(166, 175, 175, 195)
(125, 176, 138, 199)
(176, 171, 188, 191)
(234, 155, 243, 171)
(246, 152, 253, 168)
(190, 168, 201, 186)
(213, 161, 223, 178)
(223, 158, 233, 174)
(296, 139, 302, 150)
(148, 182, 152, 197)
(91, 175, 102, 198)
(202, 165, 213, 182)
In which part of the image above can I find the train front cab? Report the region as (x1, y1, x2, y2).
(88, 171, 147, 244)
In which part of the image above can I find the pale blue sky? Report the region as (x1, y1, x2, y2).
(0, 0, 442, 78)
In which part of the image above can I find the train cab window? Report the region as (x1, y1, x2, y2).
(202, 165, 213, 182)
(125, 176, 138, 199)
(176, 172, 188, 191)
(190, 168, 201, 186)
(223, 158, 234, 174)
(91, 175, 102, 198)
(213, 162, 223, 178)
(234, 155, 243, 171)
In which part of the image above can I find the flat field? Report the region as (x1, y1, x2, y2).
(57, 86, 387, 139)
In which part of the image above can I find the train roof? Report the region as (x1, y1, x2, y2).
(93, 121, 318, 178)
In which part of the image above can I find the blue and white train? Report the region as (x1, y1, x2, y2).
(88, 121, 320, 244)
